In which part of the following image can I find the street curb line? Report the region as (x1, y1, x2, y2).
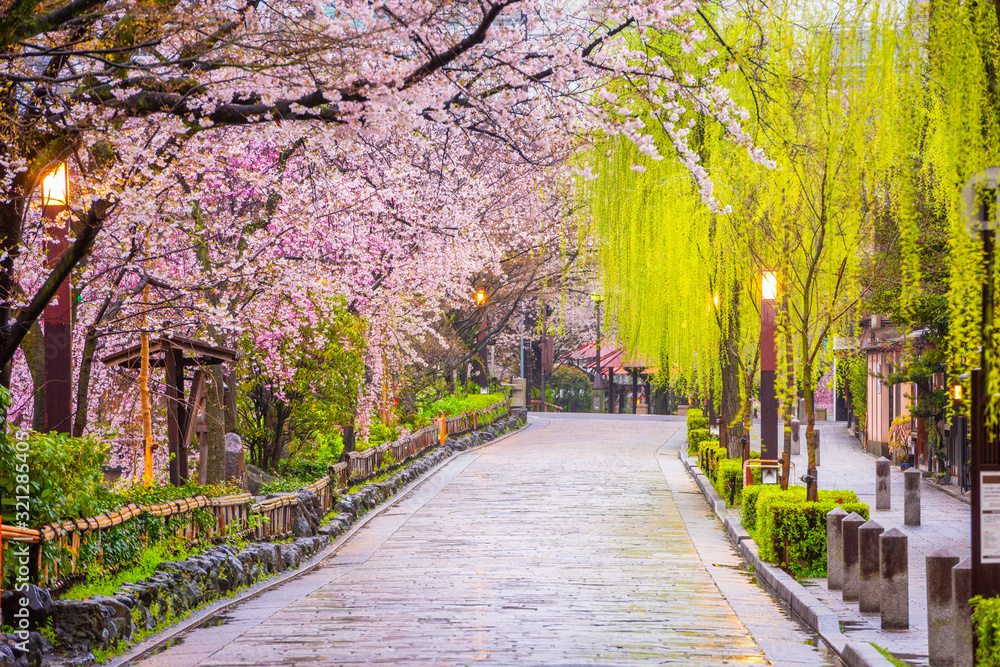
(111, 419, 532, 667)
(676, 445, 892, 667)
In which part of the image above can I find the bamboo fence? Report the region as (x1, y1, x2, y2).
(1, 398, 511, 590)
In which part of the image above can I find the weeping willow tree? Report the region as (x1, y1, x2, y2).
(588, 131, 762, 456)
(870, 2, 1000, 425)
(587, 0, 907, 491)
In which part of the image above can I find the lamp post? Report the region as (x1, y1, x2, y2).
(961, 166, 1000, 599)
(471, 288, 489, 391)
(592, 294, 605, 412)
(41, 163, 72, 434)
(760, 271, 780, 485)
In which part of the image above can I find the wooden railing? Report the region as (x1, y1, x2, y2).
(1, 397, 512, 589)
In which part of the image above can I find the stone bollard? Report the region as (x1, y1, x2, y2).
(814, 430, 821, 466)
(791, 419, 801, 455)
(880, 528, 909, 629)
(842, 512, 866, 602)
(927, 549, 961, 666)
(826, 507, 848, 590)
(876, 457, 891, 510)
(953, 558, 973, 667)
(905, 468, 921, 526)
(859, 520, 885, 612)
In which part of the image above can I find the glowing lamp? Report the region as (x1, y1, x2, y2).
(761, 271, 778, 300)
(41, 163, 68, 206)
(952, 383, 964, 401)
(474, 288, 487, 306)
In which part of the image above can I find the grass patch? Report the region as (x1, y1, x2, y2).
(870, 642, 907, 667)
(61, 540, 202, 601)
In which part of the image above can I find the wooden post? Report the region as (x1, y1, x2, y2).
(632, 369, 639, 414)
(165, 343, 188, 486)
(42, 164, 72, 434)
(138, 284, 154, 486)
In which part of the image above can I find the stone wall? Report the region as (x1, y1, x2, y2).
(0, 415, 525, 667)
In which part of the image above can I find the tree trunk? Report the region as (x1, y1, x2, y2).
(205, 364, 226, 484)
(804, 364, 818, 502)
(722, 334, 743, 457)
(223, 370, 236, 433)
(343, 423, 356, 455)
(0, 195, 24, 396)
(72, 324, 98, 437)
(20, 322, 46, 432)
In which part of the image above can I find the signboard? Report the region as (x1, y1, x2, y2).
(982, 472, 1000, 564)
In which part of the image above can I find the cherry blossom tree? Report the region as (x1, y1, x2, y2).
(0, 0, 766, 392)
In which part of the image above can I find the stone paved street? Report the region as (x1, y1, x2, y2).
(133, 414, 835, 667)
(744, 420, 971, 665)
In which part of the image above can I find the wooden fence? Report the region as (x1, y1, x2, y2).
(0, 397, 511, 590)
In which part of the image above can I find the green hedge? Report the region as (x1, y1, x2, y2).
(742, 486, 862, 530)
(748, 487, 867, 577)
(698, 443, 727, 482)
(973, 596, 1000, 666)
(686, 408, 709, 434)
(687, 428, 714, 454)
(688, 416, 709, 432)
(698, 444, 759, 506)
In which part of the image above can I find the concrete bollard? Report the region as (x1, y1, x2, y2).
(880, 528, 909, 629)
(842, 512, 865, 602)
(927, 549, 960, 666)
(859, 520, 885, 612)
(876, 457, 891, 510)
(826, 507, 848, 590)
(953, 558, 973, 667)
(791, 419, 800, 455)
(905, 468, 921, 526)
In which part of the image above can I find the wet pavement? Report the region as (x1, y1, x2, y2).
(134, 413, 836, 666)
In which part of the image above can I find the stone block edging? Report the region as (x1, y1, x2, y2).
(677, 446, 893, 667)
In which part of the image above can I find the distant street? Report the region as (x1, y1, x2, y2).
(135, 414, 837, 666)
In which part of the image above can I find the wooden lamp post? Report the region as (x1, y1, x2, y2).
(760, 270, 781, 486)
(41, 163, 72, 434)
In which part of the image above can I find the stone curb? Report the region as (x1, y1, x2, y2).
(677, 444, 893, 667)
(921, 477, 971, 506)
(110, 418, 531, 667)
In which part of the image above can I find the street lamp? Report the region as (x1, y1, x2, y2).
(41, 162, 72, 434)
(471, 288, 489, 390)
(761, 271, 778, 300)
(592, 293, 605, 412)
(41, 163, 68, 206)
(960, 166, 1000, 599)
(759, 270, 781, 488)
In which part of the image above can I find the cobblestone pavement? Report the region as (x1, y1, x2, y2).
(135, 414, 835, 667)
(744, 420, 971, 666)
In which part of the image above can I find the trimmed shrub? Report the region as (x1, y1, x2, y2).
(973, 596, 1000, 666)
(698, 443, 760, 505)
(743, 486, 860, 530)
(687, 428, 714, 454)
(710, 452, 761, 506)
(698, 443, 726, 482)
(688, 416, 709, 432)
(750, 487, 866, 577)
(686, 407, 704, 424)
(716, 459, 744, 505)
